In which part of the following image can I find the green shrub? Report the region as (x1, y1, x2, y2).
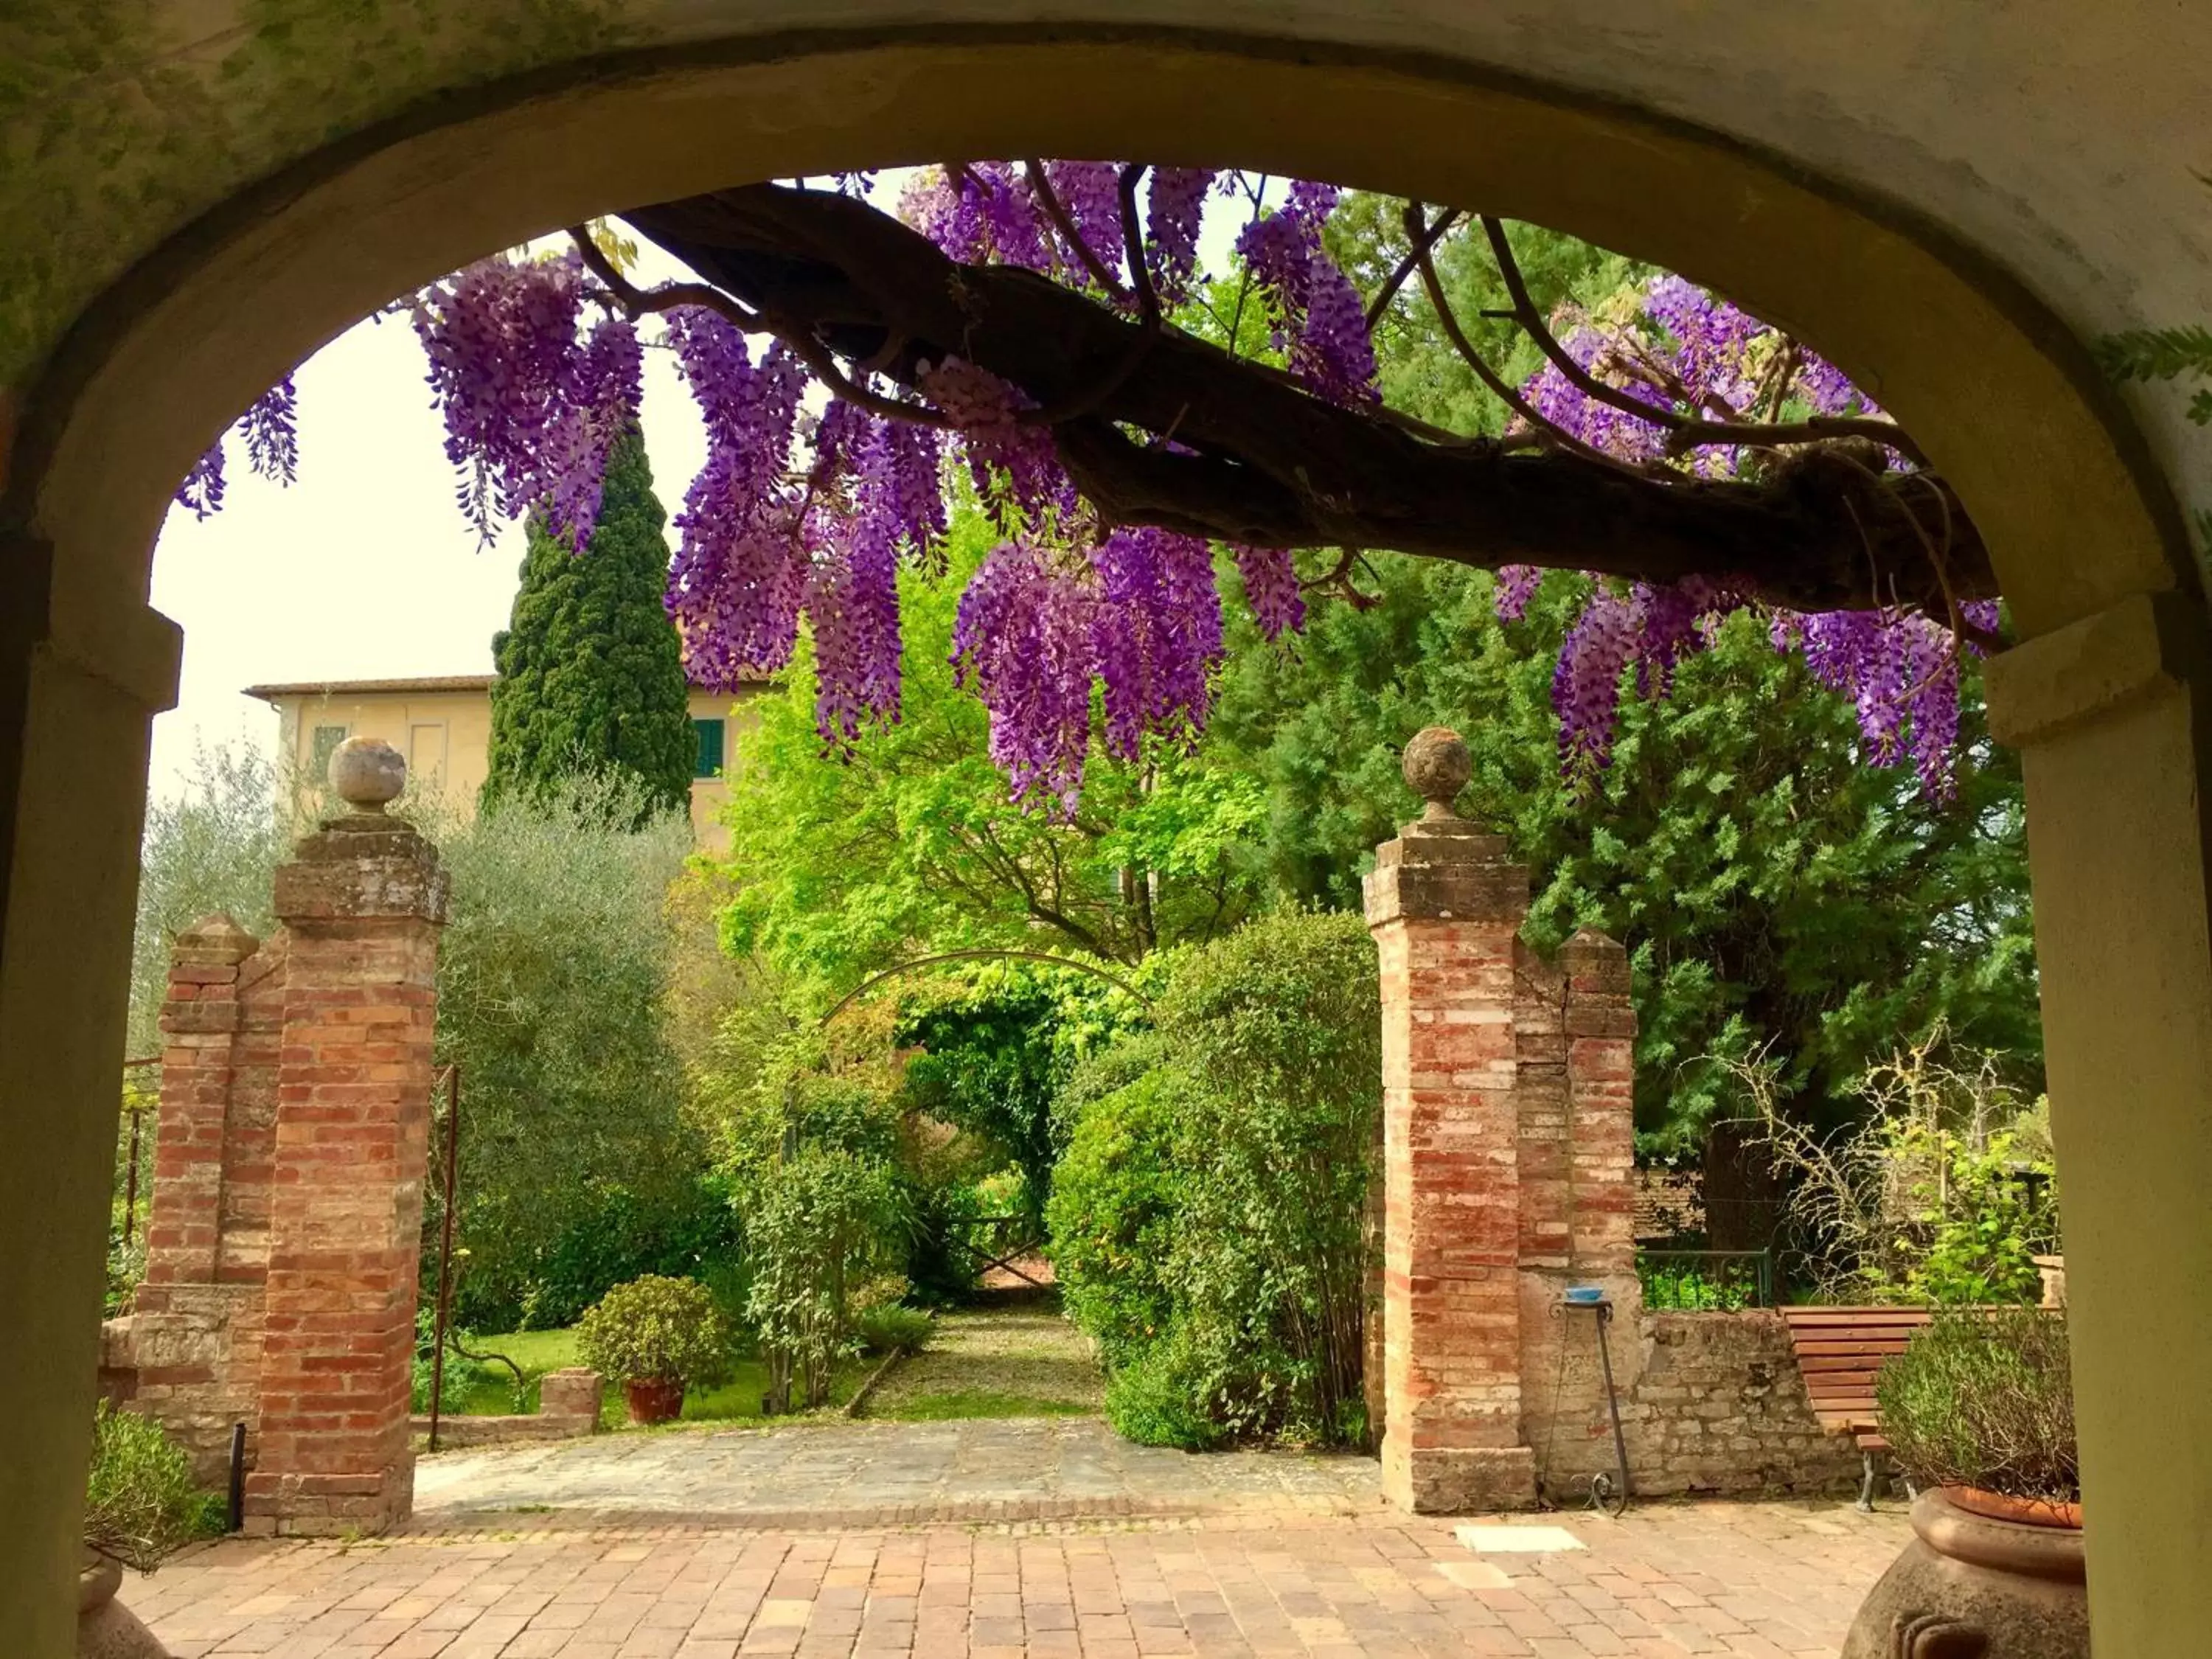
(1047, 1071, 1187, 1370)
(1104, 1336, 1225, 1451)
(83, 1404, 221, 1571)
(453, 1173, 746, 1335)
(745, 1149, 905, 1411)
(575, 1275, 730, 1388)
(857, 1303, 934, 1357)
(409, 1304, 501, 1413)
(1877, 1306, 2076, 1502)
(1050, 911, 1380, 1450)
(1638, 1259, 1754, 1311)
(901, 1170, 984, 1307)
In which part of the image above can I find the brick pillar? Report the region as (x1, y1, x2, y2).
(1560, 930, 1637, 1281)
(128, 915, 282, 1481)
(1363, 728, 1537, 1512)
(246, 740, 445, 1536)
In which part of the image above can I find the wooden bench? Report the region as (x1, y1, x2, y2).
(1780, 1305, 1933, 1509)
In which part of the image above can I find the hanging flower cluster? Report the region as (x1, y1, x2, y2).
(173, 375, 299, 521)
(950, 526, 1222, 813)
(1515, 274, 1993, 799)
(177, 165, 1992, 809)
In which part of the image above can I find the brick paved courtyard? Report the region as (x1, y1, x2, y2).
(129, 1499, 1905, 1657)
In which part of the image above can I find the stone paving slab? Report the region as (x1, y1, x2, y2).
(410, 1419, 1384, 1531)
(131, 1500, 1910, 1657)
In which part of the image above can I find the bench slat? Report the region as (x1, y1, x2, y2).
(1779, 1311, 1931, 1453)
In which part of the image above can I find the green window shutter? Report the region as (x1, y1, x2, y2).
(692, 717, 726, 779)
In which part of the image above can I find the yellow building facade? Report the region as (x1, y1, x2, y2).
(243, 674, 763, 849)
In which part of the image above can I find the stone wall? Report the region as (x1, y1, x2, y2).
(1526, 1310, 1862, 1500)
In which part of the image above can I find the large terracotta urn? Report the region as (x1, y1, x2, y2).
(77, 1554, 171, 1658)
(1843, 1487, 2087, 1658)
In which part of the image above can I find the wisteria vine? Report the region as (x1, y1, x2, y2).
(176, 163, 1995, 808)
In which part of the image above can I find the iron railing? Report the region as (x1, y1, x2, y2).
(1636, 1245, 1774, 1308)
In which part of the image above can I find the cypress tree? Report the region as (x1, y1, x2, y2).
(483, 428, 694, 820)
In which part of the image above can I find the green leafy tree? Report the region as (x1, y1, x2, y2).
(128, 740, 288, 1056)
(716, 508, 1268, 999)
(428, 771, 703, 1329)
(483, 428, 692, 818)
(1207, 557, 2039, 1151)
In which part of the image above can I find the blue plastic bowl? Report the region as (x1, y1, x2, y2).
(1563, 1284, 1605, 1305)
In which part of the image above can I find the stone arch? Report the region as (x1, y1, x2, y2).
(7, 23, 2209, 1655)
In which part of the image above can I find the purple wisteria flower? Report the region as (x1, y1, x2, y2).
(665, 308, 810, 688)
(178, 166, 1982, 813)
(1234, 180, 1380, 406)
(917, 357, 1076, 525)
(1232, 545, 1306, 641)
(1521, 271, 1978, 800)
(173, 443, 226, 519)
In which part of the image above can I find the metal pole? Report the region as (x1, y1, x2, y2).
(226, 1422, 246, 1531)
(428, 1063, 461, 1453)
(122, 1107, 144, 1248)
(1592, 1301, 1632, 1514)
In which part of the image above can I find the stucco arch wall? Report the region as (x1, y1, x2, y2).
(5, 20, 2211, 1657)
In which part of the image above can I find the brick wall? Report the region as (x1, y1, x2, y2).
(1366, 817, 1540, 1511)
(125, 917, 286, 1483)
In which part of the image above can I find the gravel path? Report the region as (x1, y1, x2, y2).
(864, 1287, 1105, 1417)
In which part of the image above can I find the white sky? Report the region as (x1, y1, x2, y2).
(145, 170, 1262, 801)
(145, 254, 712, 801)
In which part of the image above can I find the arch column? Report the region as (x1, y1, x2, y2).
(1985, 591, 2212, 1656)
(0, 528, 178, 1652)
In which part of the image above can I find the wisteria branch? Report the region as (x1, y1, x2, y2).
(1366, 204, 1461, 330)
(1023, 160, 1132, 302)
(1476, 215, 1929, 467)
(622, 184, 1995, 615)
(1117, 164, 1162, 330)
(565, 224, 949, 429)
(1402, 204, 1652, 480)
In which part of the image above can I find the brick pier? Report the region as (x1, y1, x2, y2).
(116, 739, 445, 1535)
(1363, 728, 1638, 1513)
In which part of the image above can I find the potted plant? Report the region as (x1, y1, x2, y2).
(80, 1402, 219, 1657)
(1843, 1305, 2086, 1658)
(576, 1274, 728, 1425)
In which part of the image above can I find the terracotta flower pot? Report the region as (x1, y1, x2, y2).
(624, 1376, 686, 1425)
(1941, 1484, 2083, 1530)
(1843, 1487, 2087, 1659)
(77, 1554, 172, 1658)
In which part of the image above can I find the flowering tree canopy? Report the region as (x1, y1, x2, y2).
(184, 165, 1998, 807)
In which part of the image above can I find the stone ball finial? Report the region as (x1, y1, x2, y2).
(328, 736, 406, 813)
(1402, 726, 1471, 820)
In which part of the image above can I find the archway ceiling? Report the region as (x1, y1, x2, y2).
(6, 4, 2210, 633)
(10, 5, 2208, 386)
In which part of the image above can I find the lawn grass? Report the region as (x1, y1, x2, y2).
(872, 1389, 1094, 1422)
(443, 1329, 866, 1430)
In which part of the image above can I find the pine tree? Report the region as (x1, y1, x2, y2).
(483, 428, 693, 820)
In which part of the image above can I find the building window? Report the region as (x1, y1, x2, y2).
(692, 717, 726, 779)
(310, 723, 349, 776)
